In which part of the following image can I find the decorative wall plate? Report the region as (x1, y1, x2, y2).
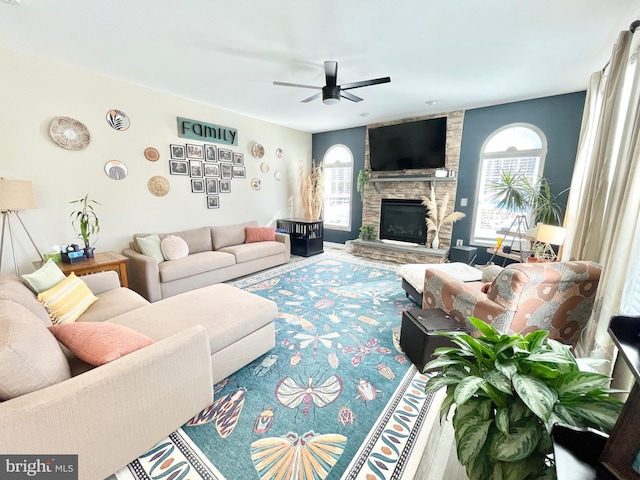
(49, 116, 91, 151)
(274, 171, 282, 181)
(144, 147, 160, 162)
(260, 162, 270, 173)
(104, 160, 128, 180)
(106, 109, 130, 131)
(252, 143, 265, 159)
(251, 178, 261, 191)
(276, 148, 284, 159)
(148, 176, 170, 197)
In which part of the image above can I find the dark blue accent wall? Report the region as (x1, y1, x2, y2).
(311, 93, 586, 252)
(452, 92, 586, 265)
(312, 126, 366, 243)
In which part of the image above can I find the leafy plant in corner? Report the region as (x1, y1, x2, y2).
(424, 317, 623, 480)
(69, 194, 101, 253)
(490, 171, 569, 226)
(356, 168, 371, 201)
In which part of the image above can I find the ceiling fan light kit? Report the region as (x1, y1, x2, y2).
(275, 61, 390, 105)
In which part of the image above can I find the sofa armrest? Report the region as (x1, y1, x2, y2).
(275, 232, 291, 262)
(0, 325, 213, 480)
(122, 247, 162, 302)
(82, 270, 121, 295)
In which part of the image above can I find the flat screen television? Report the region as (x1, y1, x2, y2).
(368, 117, 447, 172)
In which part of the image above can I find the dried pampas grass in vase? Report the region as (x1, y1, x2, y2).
(421, 184, 465, 249)
(299, 159, 324, 220)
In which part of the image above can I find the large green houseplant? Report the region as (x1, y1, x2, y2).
(69, 194, 101, 257)
(490, 171, 568, 226)
(424, 317, 623, 480)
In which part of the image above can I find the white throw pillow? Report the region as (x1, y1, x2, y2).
(161, 235, 189, 261)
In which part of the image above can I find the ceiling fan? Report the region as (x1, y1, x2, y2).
(273, 61, 390, 105)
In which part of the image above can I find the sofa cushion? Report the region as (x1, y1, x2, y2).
(219, 241, 285, 264)
(0, 299, 71, 400)
(37, 273, 98, 324)
(162, 227, 212, 254)
(48, 322, 155, 366)
(211, 221, 258, 250)
(245, 226, 276, 243)
(0, 273, 52, 325)
(159, 251, 236, 283)
(136, 234, 165, 263)
(78, 287, 149, 323)
(21, 258, 66, 294)
(161, 235, 189, 261)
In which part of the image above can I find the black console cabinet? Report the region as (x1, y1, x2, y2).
(276, 218, 324, 257)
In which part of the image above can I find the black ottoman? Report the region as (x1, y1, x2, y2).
(400, 308, 468, 373)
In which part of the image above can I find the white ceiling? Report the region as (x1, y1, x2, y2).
(1, 0, 638, 133)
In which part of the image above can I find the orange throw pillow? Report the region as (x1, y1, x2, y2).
(48, 323, 155, 366)
(245, 226, 276, 243)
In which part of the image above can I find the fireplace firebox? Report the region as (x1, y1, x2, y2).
(379, 199, 427, 245)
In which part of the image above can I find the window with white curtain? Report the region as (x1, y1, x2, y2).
(471, 124, 547, 246)
(322, 144, 353, 230)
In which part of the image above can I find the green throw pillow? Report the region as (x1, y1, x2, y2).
(21, 258, 66, 294)
(137, 234, 164, 263)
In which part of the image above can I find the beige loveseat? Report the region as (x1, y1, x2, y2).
(123, 221, 290, 302)
(0, 269, 277, 479)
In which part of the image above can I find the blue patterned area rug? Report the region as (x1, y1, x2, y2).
(115, 254, 442, 480)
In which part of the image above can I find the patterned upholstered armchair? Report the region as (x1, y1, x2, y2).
(422, 261, 602, 346)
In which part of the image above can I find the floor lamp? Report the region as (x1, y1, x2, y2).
(0, 178, 43, 275)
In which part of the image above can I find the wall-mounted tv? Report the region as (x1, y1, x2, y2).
(368, 117, 447, 172)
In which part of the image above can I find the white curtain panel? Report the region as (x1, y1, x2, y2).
(562, 29, 640, 372)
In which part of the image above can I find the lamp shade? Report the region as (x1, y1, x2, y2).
(536, 224, 566, 245)
(0, 179, 37, 211)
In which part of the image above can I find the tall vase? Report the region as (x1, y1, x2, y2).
(432, 232, 440, 249)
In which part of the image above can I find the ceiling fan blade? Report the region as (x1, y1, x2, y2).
(341, 76, 391, 90)
(273, 81, 321, 90)
(301, 92, 322, 103)
(324, 61, 338, 86)
(341, 91, 363, 102)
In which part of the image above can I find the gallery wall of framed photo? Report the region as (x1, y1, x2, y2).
(169, 142, 245, 209)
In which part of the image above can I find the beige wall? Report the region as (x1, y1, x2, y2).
(0, 47, 311, 274)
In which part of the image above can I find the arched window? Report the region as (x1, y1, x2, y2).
(471, 124, 547, 245)
(323, 144, 353, 231)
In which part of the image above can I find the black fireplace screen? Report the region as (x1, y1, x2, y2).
(379, 199, 427, 245)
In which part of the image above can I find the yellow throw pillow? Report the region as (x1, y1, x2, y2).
(37, 273, 97, 324)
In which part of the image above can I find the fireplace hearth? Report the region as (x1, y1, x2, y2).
(379, 199, 427, 245)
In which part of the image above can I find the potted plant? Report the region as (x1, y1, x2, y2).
(490, 171, 569, 226)
(424, 317, 623, 480)
(356, 168, 371, 201)
(421, 184, 465, 248)
(69, 194, 101, 258)
(358, 225, 374, 240)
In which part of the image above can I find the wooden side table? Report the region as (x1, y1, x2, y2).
(33, 251, 129, 288)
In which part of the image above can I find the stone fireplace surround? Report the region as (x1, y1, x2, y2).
(351, 110, 464, 264)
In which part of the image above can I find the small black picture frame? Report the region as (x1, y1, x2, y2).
(189, 160, 203, 178)
(205, 144, 217, 162)
(186, 143, 204, 159)
(233, 152, 244, 166)
(170, 144, 185, 159)
(221, 163, 232, 180)
(219, 180, 231, 193)
(206, 178, 218, 195)
(204, 162, 220, 177)
(207, 196, 220, 209)
(191, 179, 205, 193)
(232, 166, 246, 178)
(218, 148, 233, 163)
(169, 160, 188, 175)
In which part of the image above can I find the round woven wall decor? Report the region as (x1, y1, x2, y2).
(148, 176, 170, 197)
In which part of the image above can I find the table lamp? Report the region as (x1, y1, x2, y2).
(0, 178, 43, 275)
(534, 224, 566, 262)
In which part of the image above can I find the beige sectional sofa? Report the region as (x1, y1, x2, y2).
(0, 269, 277, 480)
(123, 220, 290, 302)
